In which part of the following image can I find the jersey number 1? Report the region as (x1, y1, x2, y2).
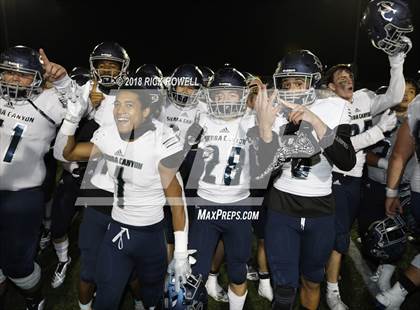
(0, 119, 26, 163)
(114, 166, 125, 208)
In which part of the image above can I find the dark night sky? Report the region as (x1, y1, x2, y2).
(0, 0, 419, 90)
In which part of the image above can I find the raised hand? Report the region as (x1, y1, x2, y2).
(39, 48, 67, 82)
(89, 79, 105, 108)
(254, 85, 280, 142)
(280, 100, 317, 125)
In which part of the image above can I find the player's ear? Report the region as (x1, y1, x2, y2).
(328, 82, 336, 92)
(142, 106, 151, 119)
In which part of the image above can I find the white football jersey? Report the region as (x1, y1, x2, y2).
(88, 157, 115, 193)
(159, 100, 207, 145)
(190, 112, 256, 204)
(334, 81, 404, 177)
(408, 96, 420, 193)
(274, 97, 351, 197)
(79, 80, 116, 127)
(80, 80, 116, 192)
(368, 115, 415, 185)
(91, 119, 183, 226)
(0, 89, 65, 190)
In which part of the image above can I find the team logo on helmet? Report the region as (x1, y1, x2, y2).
(377, 1, 397, 22)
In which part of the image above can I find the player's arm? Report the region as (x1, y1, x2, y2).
(63, 137, 100, 162)
(350, 126, 385, 152)
(53, 129, 100, 162)
(321, 123, 356, 171)
(366, 151, 388, 169)
(350, 110, 397, 152)
(385, 120, 415, 216)
(39, 48, 77, 98)
(386, 121, 414, 190)
(159, 157, 192, 292)
(158, 161, 186, 232)
(371, 53, 406, 116)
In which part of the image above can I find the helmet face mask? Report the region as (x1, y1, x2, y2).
(206, 66, 249, 119)
(273, 50, 323, 107)
(90, 58, 127, 87)
(0, 46, 44, 103)
(164, 273, 207, 310)
(168, 85, 202, 110)
(89, 42, 130, 88)
(363, 215, 408, 262)
(206, 86, 248, 119)
(167, 64, 204, 109)
(363, 0, 413, 56)
(372, 22, 413, 55)
(273, 72, 320, 106)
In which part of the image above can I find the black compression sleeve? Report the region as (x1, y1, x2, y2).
(321, 124, 356, 171)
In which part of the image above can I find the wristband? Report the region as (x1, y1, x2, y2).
(174, 231, 188, 256)
(385, 187, 399, 198)
(377, 158, 389, 169)
(60, 119, 78, 136)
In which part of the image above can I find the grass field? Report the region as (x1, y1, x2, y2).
(3, 214, 420, 309)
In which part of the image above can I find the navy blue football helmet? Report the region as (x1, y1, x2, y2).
(361, 0, 413, 56)
(363, 215, 408, 263)
(198, 66, 214, 87)
(167, 64, 204, 109)
(273, 50, 323, 105)
(69, 66, 91, 86)
(89, 41, 130, 87)
(206, 66, 249, 119)
(135, 64, 164, 79)
(164, 273, 207, 310)
(118, 71, 165, 114)
(0, 45, 44, 102)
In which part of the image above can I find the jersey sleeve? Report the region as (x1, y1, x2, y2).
(370, 55, 405, 116)
(90, 126, 107, 153)
(159, 123, 183, 160)
(40, 89, 67, 126)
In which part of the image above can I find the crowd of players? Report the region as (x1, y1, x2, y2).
(1, 0, 420, 309)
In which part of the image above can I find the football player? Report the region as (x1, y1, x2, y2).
(324, 14, 411, 309)
(55, 74, 191, 310)
(254, 49, 356, 310)
(48, 42, 130, 295)
(160, 65, 230, 302)
(186, 66, 256, 309)
(49, 44, 139, 309)
(361, 79, 419, 292)
(159, 64, 230, 302)
(241, 74, 275, 301)
(325, 1, 413, 306)
(0, 46, 67, 310)
(375, 94, 420, 309)
(38, 68, 91, 253)
(158, 64, 204, 256)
